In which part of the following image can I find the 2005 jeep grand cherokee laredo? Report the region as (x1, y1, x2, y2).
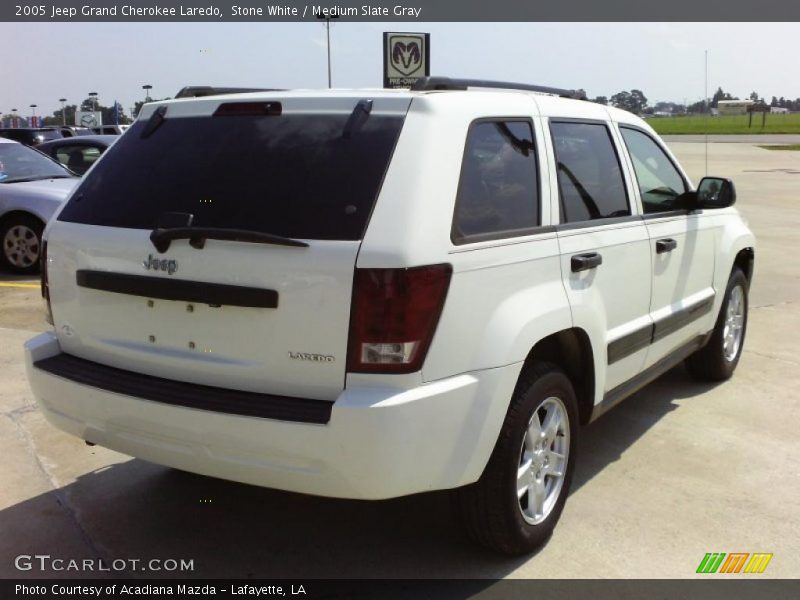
(25, 78, 755, 554)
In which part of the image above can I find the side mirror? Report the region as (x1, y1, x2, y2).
(696, 177, 736, 208)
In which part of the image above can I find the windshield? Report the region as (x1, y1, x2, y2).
(57, 111, 406, 241)
(0, 143, 72, 183)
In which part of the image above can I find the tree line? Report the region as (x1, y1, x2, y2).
(1, 96, 169, 127)
(4, 88, 799, 125)
(589, 87, 800, 116)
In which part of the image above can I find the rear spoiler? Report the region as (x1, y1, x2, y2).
(174, 86, 284, 99)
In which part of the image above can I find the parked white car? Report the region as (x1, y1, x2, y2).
(25, 79, 755, 554)
(0, 138, 78, 273)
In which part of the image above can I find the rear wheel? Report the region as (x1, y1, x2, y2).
(686, 268, 749, 381)
(1, 214, 44, 275)
(456, 362, 578, 554)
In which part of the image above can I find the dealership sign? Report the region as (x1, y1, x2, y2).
(383, 32, 430, 88)
(75, 111, 102, 128)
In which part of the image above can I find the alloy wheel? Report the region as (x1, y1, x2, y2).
(3, 224, 40, 269)
(517, 396, 570, 525)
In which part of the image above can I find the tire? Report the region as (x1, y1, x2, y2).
(456, 362, 579, 555)
(685, 267, 749, 381)
(0, 214, 44, 275)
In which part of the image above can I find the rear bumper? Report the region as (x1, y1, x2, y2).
(25, 331, 521, 500)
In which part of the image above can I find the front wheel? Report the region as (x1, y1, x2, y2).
(1, 214, 44, 275)
(456, 362, 578, 554)
(686, 267, 749, 381)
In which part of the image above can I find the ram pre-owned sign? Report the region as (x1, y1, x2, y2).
(383, 32, 430, 88)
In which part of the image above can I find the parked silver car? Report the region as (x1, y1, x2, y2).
(37, 135, 117, 176)
(0, 138, 78, 274)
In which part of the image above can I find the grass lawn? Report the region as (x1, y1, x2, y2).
(757, 144, 800, 151)
(648, 113, 800, 135)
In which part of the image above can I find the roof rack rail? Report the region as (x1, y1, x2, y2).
(410, 77, 586, 100)
(174, 86, 283, 99)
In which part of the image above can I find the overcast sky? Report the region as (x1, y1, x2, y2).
(2, 22, 799, 117)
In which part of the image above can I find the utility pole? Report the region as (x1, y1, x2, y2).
(316, 14, 339, 88)
(704, 50, 708, 176)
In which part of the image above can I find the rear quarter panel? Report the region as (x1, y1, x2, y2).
(360, 93, 574, 380)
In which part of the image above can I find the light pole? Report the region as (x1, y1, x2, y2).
(11, 108, 18, 128)
(704, 49, 708, 176)
(142, 84, 153, 102)
(29, 104, 37, 127)
(316, 14, 339, 88)
(88, 92, 98, 113)
(59, 98, 67, 126)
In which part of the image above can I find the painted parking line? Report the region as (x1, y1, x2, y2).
(0, 282, 39, 289)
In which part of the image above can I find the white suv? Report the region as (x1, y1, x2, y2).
(25, 78, 755, 554)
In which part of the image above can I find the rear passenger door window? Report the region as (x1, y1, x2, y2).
(619, 127, 687, 214)
(550, 121, 630, 223)
(452, 120, 539, 244)
(55, 145, 102, 175)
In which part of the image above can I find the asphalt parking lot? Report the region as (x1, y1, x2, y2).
(0, 140, 798, 580)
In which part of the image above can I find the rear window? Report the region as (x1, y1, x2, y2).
(58, 111, 405, 241)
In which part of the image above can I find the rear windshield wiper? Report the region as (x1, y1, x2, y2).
(141, 105, 168, 139)
(342, 99, 373, 139)
(150, 227, 309, 253)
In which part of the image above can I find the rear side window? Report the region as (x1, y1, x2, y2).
(550, 121, 630, 223)
(55, 145, 102, 175)
(58, 112, 405, 241)
(452, 120, 539, 244)
(619, 127, 687, 214)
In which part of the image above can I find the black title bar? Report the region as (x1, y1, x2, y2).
(4, 0, 800, 22)
(4, 579, 800, 600)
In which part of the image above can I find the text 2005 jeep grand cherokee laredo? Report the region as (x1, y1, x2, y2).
(25, 78, 755, 554)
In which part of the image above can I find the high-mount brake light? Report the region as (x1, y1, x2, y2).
(213, 102, 282, 117)
(347, 264, 452, 374)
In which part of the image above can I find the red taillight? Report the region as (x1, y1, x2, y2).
(347, 264, 452, 374)
(41, 240, 53, 325)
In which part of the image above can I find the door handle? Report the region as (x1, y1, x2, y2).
(656, 238, 678, 254)
(571, 252, 603, 273)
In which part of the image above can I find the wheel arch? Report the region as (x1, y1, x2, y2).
(521, 328, 596, 426)
(0, 209, 46, 230)
(711, 222, 756, 324)
(733, 246, 754, 284)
